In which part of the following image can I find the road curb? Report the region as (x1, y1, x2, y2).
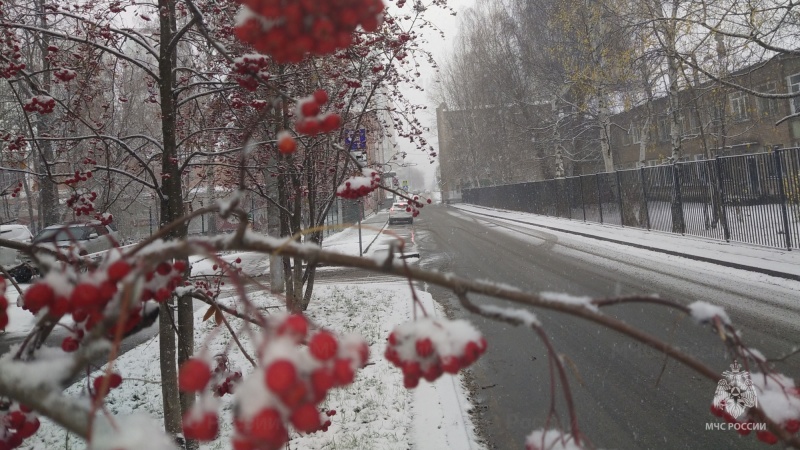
(458, 206, 800, 283)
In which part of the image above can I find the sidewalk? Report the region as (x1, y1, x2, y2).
(454, 203, 800, 282)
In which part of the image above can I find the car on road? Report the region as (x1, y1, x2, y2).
(33, 220, 121, 256)
(388, 202, 413, 225)
(0, 224, 34, 282)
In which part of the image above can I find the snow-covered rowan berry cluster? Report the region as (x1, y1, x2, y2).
(65, 190, 97, 216)
(384, 317, 487, 388)
(232, 54, 270, 91)
(22, 96, 55, 115)
(53, 68, 77, 83)
(0, 403, 40, 450)
(21, 259, 187, 353)
(335, 167, 381, 199)
(2, 134, 26, 152)
(178, 313, 369, 448)
(0, 280, 8, 331)
(233, 0, 385, 64)
(0, 29, 26, 80)
(295, 90, 342, 136)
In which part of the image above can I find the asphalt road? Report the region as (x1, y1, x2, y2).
(411, 204, 800, 449)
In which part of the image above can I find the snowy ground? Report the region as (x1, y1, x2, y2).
(14, 220, 484, 450)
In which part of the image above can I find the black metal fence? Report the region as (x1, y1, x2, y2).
(463, 148, 800, 250)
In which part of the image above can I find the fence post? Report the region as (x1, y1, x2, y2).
(566, 178, 573, 220)
(596, 174, 604, 224)
(579, 175, 586, 222)
(639, 166, 651, 230)
(714, 156, 731, 242)
(615, 170, 625, 227)
(774, 150, 793, 250)
(671, 163, 686, 234)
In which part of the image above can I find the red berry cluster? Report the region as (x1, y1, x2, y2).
(0, 30, 26, 79)
(210, 354, 243, 397)
(8, 182, 22, 198)
(2, 134, 26, 152)
(0, 280, 8, 331)
(91, 372, 123, 400)
(233, 0, 385, 64)
(0, 404, 40, 450)
(295, 90, 342, 136)
(178, 313, 369, 448)
(53, 68, 77, 83)
(66, 190, 97, 216)
(384, 317, 487, 389)
(335, 168, 381, 199)
(22, 96, 55, 114)
(64, 170, 93, 186)
(232, 54, 270, 92)
(21, 259, 188, 352)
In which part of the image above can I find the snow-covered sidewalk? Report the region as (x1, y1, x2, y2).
(16, 217, 484, 450)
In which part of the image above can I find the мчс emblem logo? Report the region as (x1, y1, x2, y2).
(713, 361, 757, 419)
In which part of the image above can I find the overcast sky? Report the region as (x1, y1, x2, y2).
(391, 0, 477, 192)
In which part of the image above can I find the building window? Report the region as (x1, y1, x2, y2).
(729, 91, 749, 121)
(629, 123, 641, 144)
(757, 82, 778, 117)
(788, 73, 800, 114)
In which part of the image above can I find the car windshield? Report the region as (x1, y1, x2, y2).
(34, 226, 94, 243)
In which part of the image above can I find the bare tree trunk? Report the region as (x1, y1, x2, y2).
(157, 0, 187, 443)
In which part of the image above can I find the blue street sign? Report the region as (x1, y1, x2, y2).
(345, 128, 367, 150)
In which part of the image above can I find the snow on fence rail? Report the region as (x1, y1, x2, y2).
(463, 148, 800, 251)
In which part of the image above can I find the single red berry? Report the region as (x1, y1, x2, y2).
(387, 332, 397, 346)
(235, 257, 242, 264)
(108, 372, 123, 388)
(6, 410, 25, 429)
(156, 262, 172, 276)
(278, 134, 297, 154)
(265, 359, 297, 393)
(441, 356, 461, 374)
(333, 359, 355, 386)
(24, 283, 55, 313)
(154, 287, 171, 303)
(404, 374, 420, 389)
(415, 337, 434, 358)
(311, 367, 335, 399)
(326, 409, 337, 417)
(313, 89, 329, 105)
(250, 408, 288, 445)
(70, 283, 102, 310)
(320, 113, 342, 132)
(18, 417, 39, 438)
(279, 381, 308, 410)
(423, 361, 443, 382)
(290, 403, 322, 433)
(786, 419, 800, 433)
(309, 331, 338, 361)
(277, 314, 308, 339)
(107, 260, 131, 282)
(182, 411, 219, 441)
(173, 260, 187, 273)
(61, 336, 79, 352)
(178, 359, 212, 392)
(300, 100, 320, 117)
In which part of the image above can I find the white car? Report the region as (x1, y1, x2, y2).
(0, 224, 35, 282)
(33, 221, 121, 256)
(388, 202, 413, 225)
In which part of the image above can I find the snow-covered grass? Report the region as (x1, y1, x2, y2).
(20, 252, 482, 450)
